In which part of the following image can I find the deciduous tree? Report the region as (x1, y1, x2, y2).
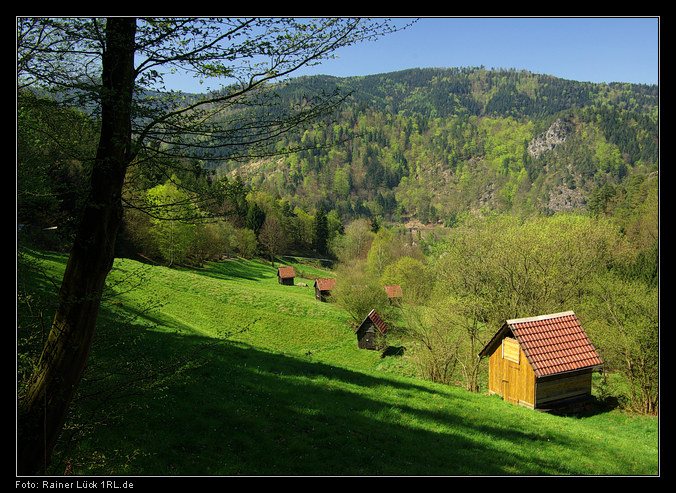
(17, 16, 405, 474)
(258, 216, 286, 267)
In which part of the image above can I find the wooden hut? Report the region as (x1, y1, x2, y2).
(355, 309, 389, 350)
(277, 266, 295, 286)
(478, 311, 603, 411)
(384, 285, 403, 304)
(314, 278, 335, 302)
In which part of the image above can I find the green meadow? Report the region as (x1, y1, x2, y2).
(18, 249, 658, 476)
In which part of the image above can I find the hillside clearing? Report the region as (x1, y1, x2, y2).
(18, 249, 659, 476)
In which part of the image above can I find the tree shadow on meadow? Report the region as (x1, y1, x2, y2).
(23, 251, 634, 476)
(75, 318, 600, 476)
(19, 252, 640, 476)
(182, 257, 276, 283)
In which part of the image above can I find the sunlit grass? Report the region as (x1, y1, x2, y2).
(19, 250, 659, 476)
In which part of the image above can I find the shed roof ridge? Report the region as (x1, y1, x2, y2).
(507, 311, 576, 325)
(315, 277, 336, 290)
(277, 266, 295, 277)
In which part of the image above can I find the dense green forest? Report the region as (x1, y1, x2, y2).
(18, 67, 659, 258)
(208, 68, 658, 225)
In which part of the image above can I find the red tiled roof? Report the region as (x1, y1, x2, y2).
(277, 266, 295, 278)
(315, 278, 335, 291)
(357, 309, 389, 335)
(384, 285, 403, 298)
(505, 311, 603, 377)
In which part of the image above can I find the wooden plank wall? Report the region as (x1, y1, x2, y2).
(534, 370, 592, 408)
(487, 336, 593, 410)
(487, 338, 536, 408)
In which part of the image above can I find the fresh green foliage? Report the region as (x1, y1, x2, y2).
(145, 178, 199, 266)
(18, 249, 657, 475)
(216, 68, 658, 222)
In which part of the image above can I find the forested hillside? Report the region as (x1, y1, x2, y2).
(211, 67, 658, 224)
(18, 67, 658, 250)
(18, 66, 659, 273)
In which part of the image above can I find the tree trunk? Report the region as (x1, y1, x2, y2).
(17, 18, 137, 475)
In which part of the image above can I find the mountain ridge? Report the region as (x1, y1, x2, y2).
(212, 67, 657, 222)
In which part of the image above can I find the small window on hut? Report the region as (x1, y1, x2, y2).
(502, 337, 520, 364)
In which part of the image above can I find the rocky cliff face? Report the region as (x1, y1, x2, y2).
(526, 119, 588, 212)
(527, 119, 569, 159)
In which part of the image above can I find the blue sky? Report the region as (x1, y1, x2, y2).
(164, 17, 659, 92)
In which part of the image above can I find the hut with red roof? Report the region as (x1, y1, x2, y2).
(356, 309, 389, 350)
(478, 311, 603, 411)
(314, 278, 335, 302)
(277, 266, 295, 286)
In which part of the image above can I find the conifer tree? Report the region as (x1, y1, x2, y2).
(313, 205, 329, 254)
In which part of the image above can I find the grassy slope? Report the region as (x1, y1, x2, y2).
(22, 250, 658, 476)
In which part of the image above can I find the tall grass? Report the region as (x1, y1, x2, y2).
(18, 250, 658, 476)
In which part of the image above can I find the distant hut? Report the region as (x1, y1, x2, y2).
(355, 309, 389, 350)
(277, 266, 295, 286)
(384, 285, 403, 305)
(478, 311, 603, 411)
(314, 278, 336, 302)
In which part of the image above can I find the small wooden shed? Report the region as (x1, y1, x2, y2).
(478, 311, 603, 411)
(384, 285, 403, 304)
(355, 309, 389, 350)
(314, 278, 335, 302)
(277, 266, 295, 286)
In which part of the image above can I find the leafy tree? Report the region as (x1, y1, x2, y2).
(425, 213, 620, 392)
(326, 209, 344, 241)
(258, 216, 287, 266)
(17, 16, 403, 474)
(380, 256, 429, 305)
(235, 228, 258, 258)
(331, 219, 374, 262)
(210, 175, 250, 227)
(193, 219, 239, 263)
(402, 303, 462, 386)
(584, 271, 658, 414)
(145, 177, 199, 266)
(332, 259, 392, 325)
(366, 229, 393, 277)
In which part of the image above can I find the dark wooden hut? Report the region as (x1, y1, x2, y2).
(355, 309, 389, 350)
(478, 311, 603, 411)
(314, 278, 335, 302)
(277, 266, 295, 286)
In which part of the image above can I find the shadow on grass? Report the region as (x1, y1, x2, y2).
(22, 250, 651, 476)
(187, 257, 275, 283)
(381, 345, 406, 358)
(67, 317, 620, 476)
